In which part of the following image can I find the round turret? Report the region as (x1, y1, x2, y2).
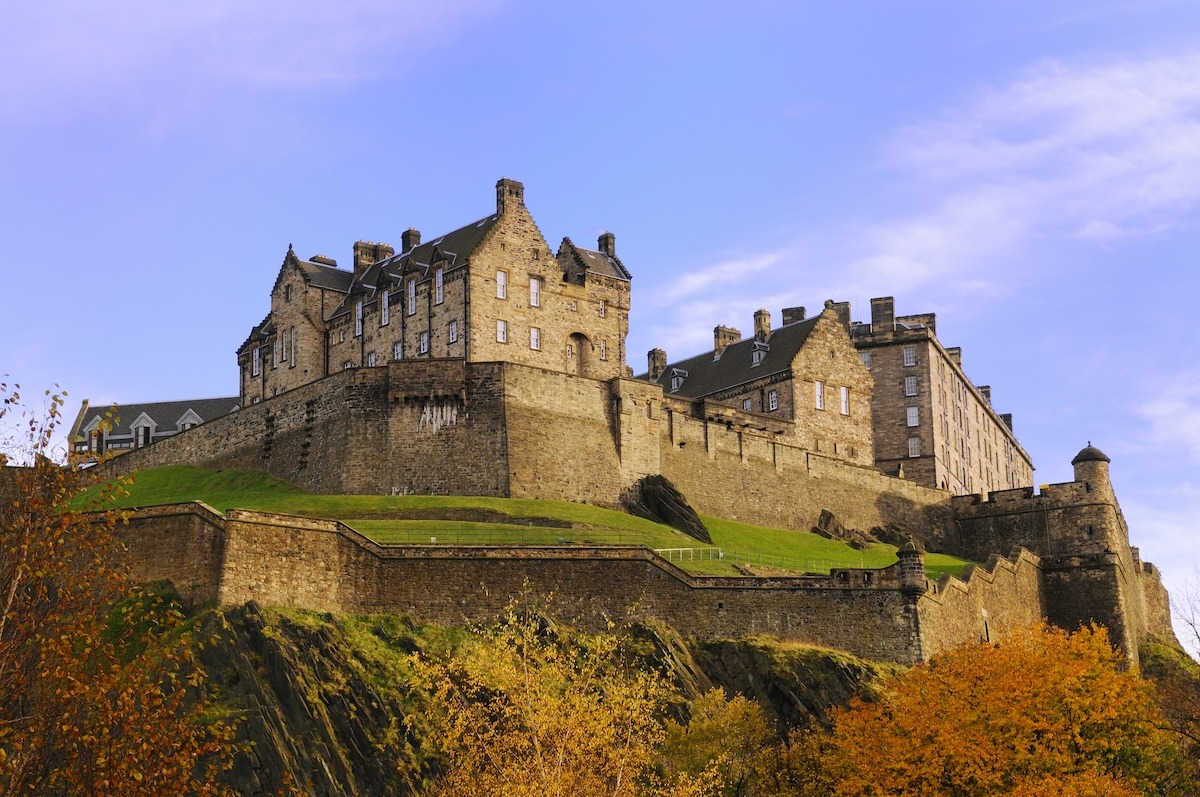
(898, 538, 926, 598)
(1071, 442, 1110, 486)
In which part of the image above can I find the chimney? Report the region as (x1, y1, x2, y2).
(648, 348, 667, 381)
(753, 309, 771, 342)
(1001, 413, 1013, 432)
(353, 241, 395, 279)
(946, 347, 962, 368)
(598, 232, 615, 257)
(830, 300, 851, 330)
(781, 307, 806, 326)
(870, 296, 895, 333)
(496, 177, 525, 214)
(979, 386, 992, 406)
(714, 326, 741, 357)
(402, 228, 421, 252)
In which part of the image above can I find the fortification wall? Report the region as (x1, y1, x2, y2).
(916, 549, 1046, 659)
(115, 503, 226, 605)
(656, 400, 954, 543)
(1041, 554, 1137, 663)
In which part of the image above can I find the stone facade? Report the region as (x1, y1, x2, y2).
(850, 297, 1034, 494)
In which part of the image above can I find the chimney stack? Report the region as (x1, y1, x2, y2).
(648, 349, 667, 382)
(598, 232, 615, 257)
(496, 177, 525, 214)
(402, 228, 421, 252)
(714, 326, 741, 357)
(781, 307, 806, 326)
(871, 296, 895, 333)
(946, 347, 962, 368)
(979, 386, 992, 406)
(829, 300, 851, 330)
(353, 241, 396, 279)
(753, 309, 771, 342)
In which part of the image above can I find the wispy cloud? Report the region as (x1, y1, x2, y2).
(0, 1, 506, 119)
(1139, 370, 1200, 464)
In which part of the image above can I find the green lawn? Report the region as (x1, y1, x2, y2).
(88, 465, 973, 579)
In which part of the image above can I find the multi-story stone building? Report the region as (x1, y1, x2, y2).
(237, 178, 631, 406)
(642, 302, 874, 468)
(850, 297, 1034, 494)
(68, 396, 240, 466)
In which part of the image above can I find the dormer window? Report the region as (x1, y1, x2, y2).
(669, 368, 688, 392)
(752, 341, 769, 366)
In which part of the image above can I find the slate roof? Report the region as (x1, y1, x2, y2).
(643, 315, 821, 398)
(75, 396, 241, 438)
(298, 259, 354, 293)
(557, 237, 631, 282)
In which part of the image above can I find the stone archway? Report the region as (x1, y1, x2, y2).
(565, 332, 591, 377)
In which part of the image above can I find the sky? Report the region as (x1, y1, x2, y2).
(3, 1, 1200, 641)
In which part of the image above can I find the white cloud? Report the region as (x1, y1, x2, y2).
(0, 1, 506, 119)
(1139, 370, 1200, 464)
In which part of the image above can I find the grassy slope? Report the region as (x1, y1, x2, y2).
(95, 465, 972, 578)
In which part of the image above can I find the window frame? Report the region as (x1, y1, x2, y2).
(840, 385, 850, 415)
(904, 375, 918, 397)
(407, 280, 417, 316)
(354, 300, 363, 337)
(497, 319, 508, 343)
(381, 290, 390, 326)
(496, 270, 508, 299)
(903, 346, 917, 367)
(530, 326, 541, 350)
(815, 380, 825, 410)
(449, 319, 459, 343)
(908, 436, 921, 458)
(435, 268, 444, 305)
(529, 277, 541, 307)
(419, 331, 429, 354)
(768, 390, 778, 411)
(906, 406, 920, 427)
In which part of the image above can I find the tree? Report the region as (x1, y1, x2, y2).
(660, 688, 774, 797)
(412, 603, 721, 797)
(804, 623, 1186, 797)
(0, 382, 237, 795)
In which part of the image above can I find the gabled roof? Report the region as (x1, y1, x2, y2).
(75, 397, 241, 439)
(556, 237, 631, 282)
(297, 258, 354, 292)
(643, 316, 821, 398)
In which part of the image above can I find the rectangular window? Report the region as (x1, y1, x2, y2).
(742, 398, 753, 411)
(671, 375, 683, 391)
(272, 339, 279, 368)
(599, 340, 607, 360)
(908, 437, 921, 458)
(252, 347, 260, 376)
(496, 270, 507, 299)
(420, 331, 429, 354)
(530, 326, 541, 350)
(903, 346, 916, 367)
(367, 352, 377, 367)
(497, 319, 508, 343)
(435, 268, 444, 304)
(381, 291, 390, 325)
(354, 301, 363, 336)
(815, 380, 825, 410)
(393, 341, 403, 360)
(529, 277, 541, 307)
(768, 390, 778, 411)
(907, 406, 919, 427)
(840, 385, 850, 415)
(290, 327, 297, 366)
(904, 375, 918, 397)
(281, 330, 288, 362)
(407, 280, 416, 315)
(343, 360, 353, 370)
(598, 299, 606, 317)
(860, 352, 871, 370)
(449, 319, 459, 343)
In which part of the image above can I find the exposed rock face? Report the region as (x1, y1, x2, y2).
(624, 475, 711, 544)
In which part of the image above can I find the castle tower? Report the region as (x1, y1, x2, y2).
(1071, 442, 1111, 489)
(898, 539, 926, 598)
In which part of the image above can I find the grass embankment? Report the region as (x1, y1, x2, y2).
(94, 465, 972, 579)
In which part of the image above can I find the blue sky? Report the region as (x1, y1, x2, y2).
(3, 1, 1200, 637)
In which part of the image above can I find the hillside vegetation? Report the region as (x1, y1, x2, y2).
(95, 465, 971, 578)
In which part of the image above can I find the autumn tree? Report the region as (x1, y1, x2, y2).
(660, 688, 774, 797)
(412, 604, 721, 797)
(800, 623, 1186, 797)
(0, 382, 237, 795)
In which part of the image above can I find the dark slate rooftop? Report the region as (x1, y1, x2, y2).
(556, 237, 631, 282)
(76, 397, 241, 438)
(643, 315, 821, 398)
(298, 259, 354, 293)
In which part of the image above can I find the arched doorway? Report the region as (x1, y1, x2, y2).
(565, 332, 591, 377)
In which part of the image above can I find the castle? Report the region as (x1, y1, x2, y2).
(94, 178, 1176, 665)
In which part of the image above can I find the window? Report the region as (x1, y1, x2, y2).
(284, 284, 292, 302)
(272, 339, 279, 368)
(290, 327, 297, 366)
(598, 299, 606, 317)
(903, 346, 916, 367)
(354, 301, 363, 336)
(530, 327, 541, 350)
(752, 342, 768, 365)
(860, 352, 871, 370)
(904, 375, 918, 397)
(339, 329, 345, 343)
(407, 280, 416, 315)
(599, 340, 607, 360)
(529, 277, 541, 307)
(343, 360, 353, 370)
(449, 319, 459, 343)
(435, 268, 444, 304)
(420, 331, 429, 354)
(91, 428, 105, 454)
(367, 352, 377, 367)
(840, 385, 850, 415)
(570, 300, 578, 311)
(768, 390, 778, 411)
(393, 341, 403, 360)
(497, 319, 508, 343)
(136, 426, 152, 448)
(908, 437, 921, 458)
(381, 291, 390, 325)
(496, 270, 507, 299)
(669, 368, 688, 392)
(907, 406, 919, 427)
(252, 347, 260, 376)
(815, 380, 825, 410)
(743, 398, 753, 411)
